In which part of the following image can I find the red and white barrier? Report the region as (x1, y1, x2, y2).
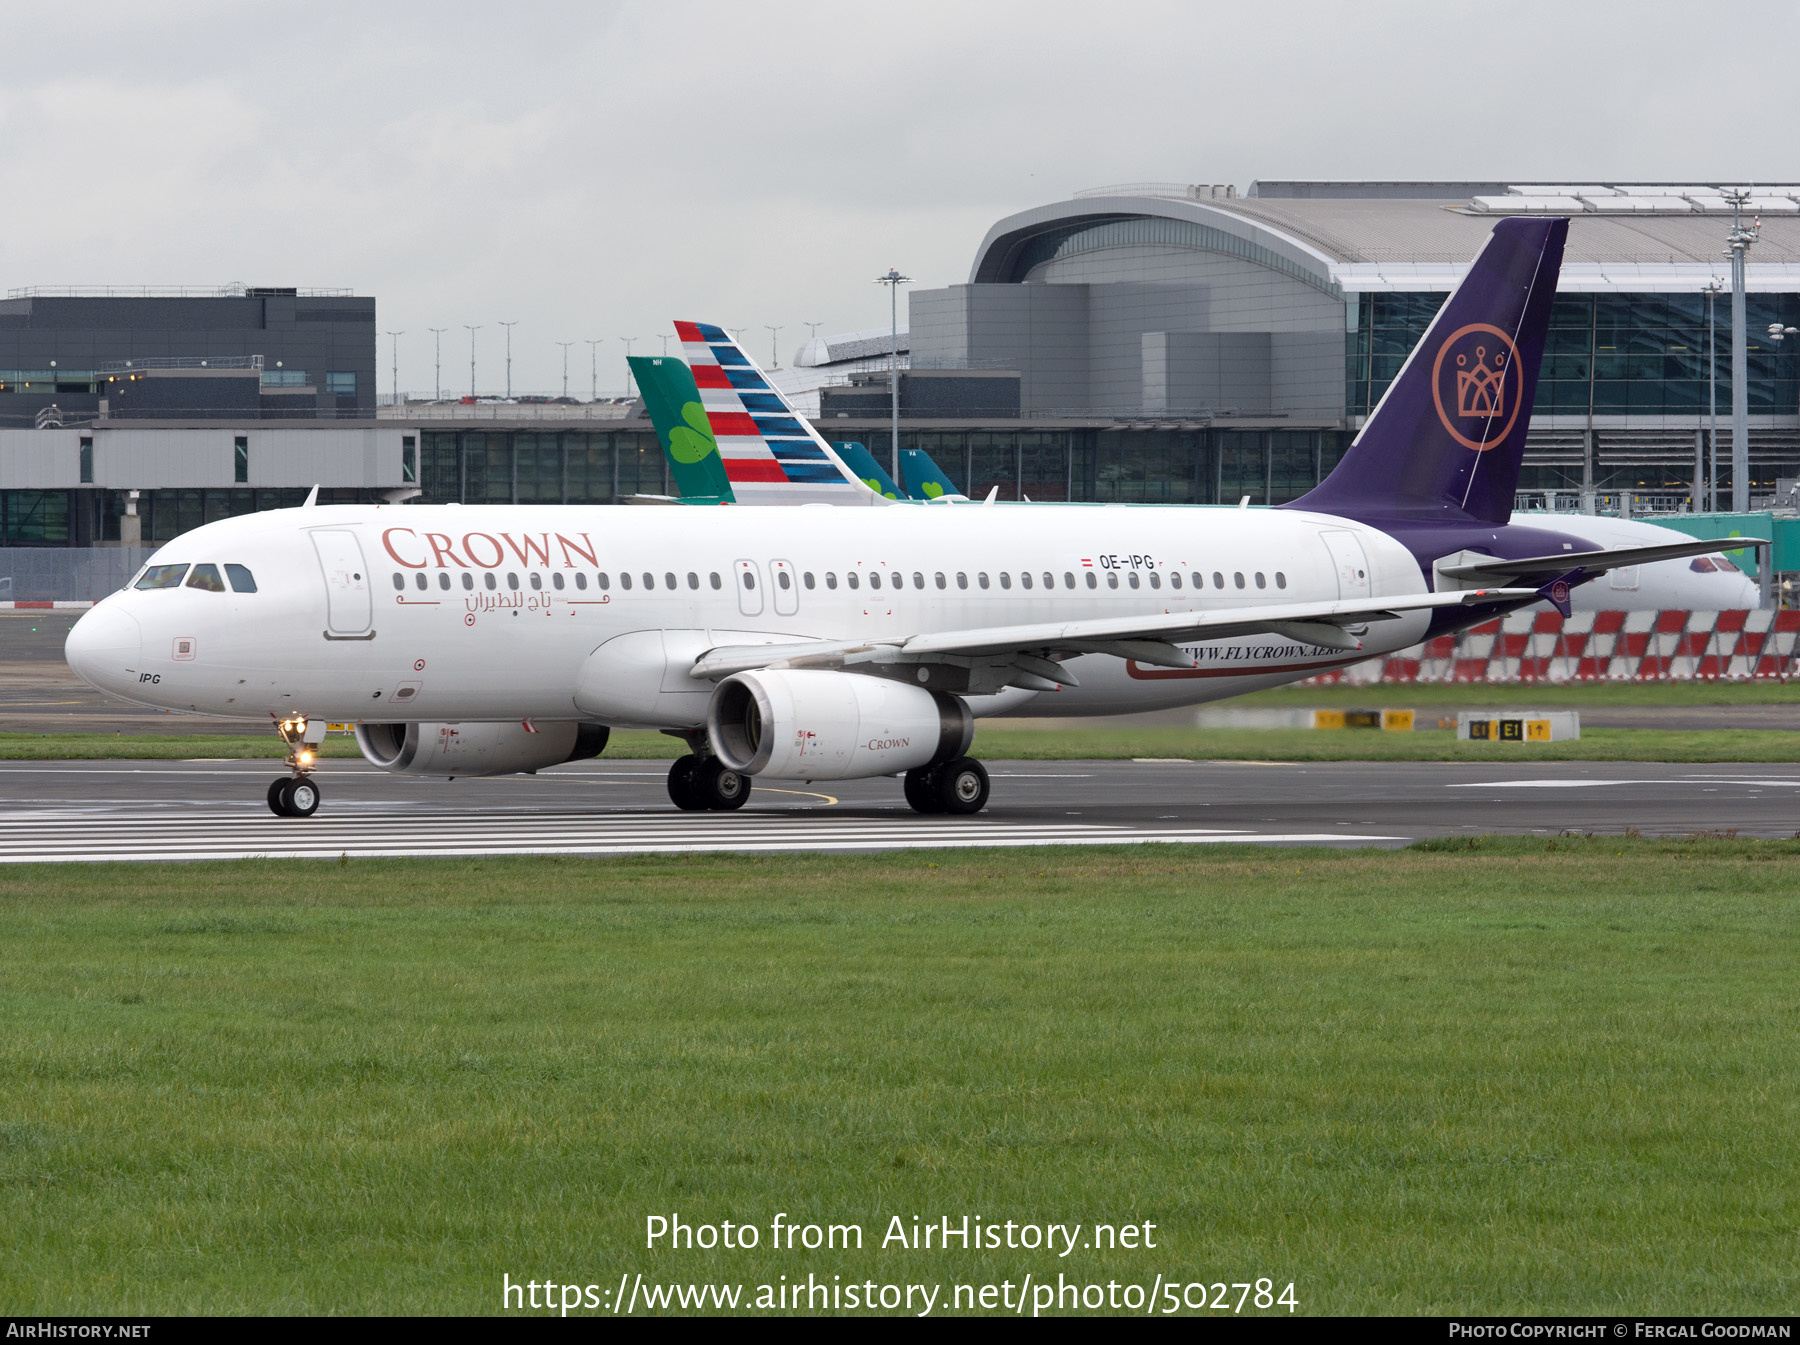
(0, 601, 93, 610)
(1311, 609, 1800, 684)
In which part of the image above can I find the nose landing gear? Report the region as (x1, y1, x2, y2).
(269, 714, 326, 818)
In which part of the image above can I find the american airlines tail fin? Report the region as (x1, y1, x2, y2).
(672, 322, 890, 505)
(1285, 217, 1566, 527)
(630, 355, 735, 504)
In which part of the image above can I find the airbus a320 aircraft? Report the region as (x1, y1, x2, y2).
(63, 218, 1754, 818)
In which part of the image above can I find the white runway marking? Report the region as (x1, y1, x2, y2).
(0, 808, 1406, 863)
(1449, 776, 1800, 790)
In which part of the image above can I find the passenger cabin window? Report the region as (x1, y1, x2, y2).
(135, 564, 188, 589)
(1148, 572, 1160, 589)
(914, 572, 925, 590)
(620, 573, 632, 590)
(644, 572, 655, 590)
(391, 573, 405, 591)
(739, 570, 753, 590)
(1127, 573, 1140, 589)
(438, 572, 450, 590)
(1234, 572, 1245, 589)
(462, 573, 474, 590)
(224, 564, 257, 593)
(847, 573, 859, 590)
(598, 572, 611, 590)
(1255, 572, 1266, 589)
(529, 573, 541, 590)
(415, 572, 428, 591)
(1170, 572, 1182, 589)
(186, 564, 227, 593)
(1085, 572, 1096, 589)
(687, 572, 699, 590)
(869, 572, 882, 590)
(1276, 572, 1287, 589)
(665, 572, 676, 590)
(825, 572, 838, 589)
(1063, 572, 1074, 588)
(575, 573, 587, 590)
(956, 572, 968, 590)
(552, 572, 564, 590)
(1106, 574, 1118, 589)
(777, 570, 791, 590)
(507, 573, 520, 591)
(1213, 572, 1224, 589)
(709, 572, 722, 589)
(978, 573, 990, 589)
(935, 572, 946, 589)
(1018, 572, 1029, 590)
(804, 572, 816, 589)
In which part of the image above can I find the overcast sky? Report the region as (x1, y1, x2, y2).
(5, 1, 1797, 396)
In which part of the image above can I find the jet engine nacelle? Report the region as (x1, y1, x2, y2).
(707, 669, 972, 781)
(355, 721, 610, 777)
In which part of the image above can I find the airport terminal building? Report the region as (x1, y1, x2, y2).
(815, 181, 1800, 506)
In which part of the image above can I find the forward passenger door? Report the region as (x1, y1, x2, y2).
(734, 559, 764, 617)
(769, 559, 798, 616)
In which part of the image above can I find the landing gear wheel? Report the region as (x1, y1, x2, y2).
(932, 757, 989, 815)
(904, 765, 945, 814)
(287, 777, 321, 817)
(696, 757, 751, 811)
(667, 756, 708, 811)
(267, 776, 321, 818)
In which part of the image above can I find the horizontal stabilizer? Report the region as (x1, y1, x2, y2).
(1438, 537, 1768, 583)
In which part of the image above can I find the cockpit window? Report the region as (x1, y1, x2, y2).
(135, 564, 189, 590)
(186, 564, 228, 593)
(224, 564, 257, 593)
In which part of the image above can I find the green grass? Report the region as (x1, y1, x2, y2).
(970, 725, 1800, 762)
(4, 841, 1799, 1315)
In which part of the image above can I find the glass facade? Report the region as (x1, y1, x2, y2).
(415, 430, 669, 505)
(1348, 290, 1800, 419)
(865, 428, 1352, 505)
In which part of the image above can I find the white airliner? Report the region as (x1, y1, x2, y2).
(62, 218, 1753, 818)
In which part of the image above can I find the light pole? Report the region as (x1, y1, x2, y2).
(659, 335, 672, 357)
(385, 330, 403, 403)
(764, 325, 783, 370)
(1705, 280, 1722, 512)
(556, 341, 575, 399)
(585, 340, 602, 401)
(620, 337, 637, 396)
(1723, 189, 1760, 512)
(429, 327, 447, 401)
(498, 321, 518, 400)
(875, 267, 911, 479)
(462, 325, 481, 398)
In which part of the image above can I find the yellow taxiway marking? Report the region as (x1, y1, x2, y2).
(755, 787, 840, 805)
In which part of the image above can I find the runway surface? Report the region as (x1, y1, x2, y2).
(2, 758, 1795, 863)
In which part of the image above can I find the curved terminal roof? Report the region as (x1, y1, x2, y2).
(971, 183, 1800, 293)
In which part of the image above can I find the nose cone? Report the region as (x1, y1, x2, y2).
(65, 603, 142, 692)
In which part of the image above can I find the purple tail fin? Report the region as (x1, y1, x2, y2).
(1286, 216, 1567, 526)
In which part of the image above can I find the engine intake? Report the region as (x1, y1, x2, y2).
(355, 721, 609, 777)
(708, 669, 972, 780)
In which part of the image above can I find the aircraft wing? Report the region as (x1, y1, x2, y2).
(1438, 537, 1768, 582)
(689, 587, 1537, 687)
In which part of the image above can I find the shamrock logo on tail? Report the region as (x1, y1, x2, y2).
(921, 481, 945, 499)
(669, 402, 718, 464)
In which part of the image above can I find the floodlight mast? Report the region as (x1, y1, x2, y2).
(463, 325, 481, 397)
(498, 321, 518, 400)
(875, 268, 911, 479)
(1704, 280, 1722, 513)
(385, 331, 403, 402)
(764, 325, 783, 370)
(620, 337, 637, 396)
(556, 341, 575, 398)
(1723, 189, 1759, 512)
(585, 340, 602, 402)
(428, 328, 447, 402)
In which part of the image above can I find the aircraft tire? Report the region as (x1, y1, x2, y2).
(287, 777, 322, 818)
(903, 766, 945, 814)
(697, 757, 751, 811)
(667, 756, 708, 811)
(267, 777, 291, 816)
(932, 757, 989, 815)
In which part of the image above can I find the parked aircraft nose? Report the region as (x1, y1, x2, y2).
(64, 603, 142, 693)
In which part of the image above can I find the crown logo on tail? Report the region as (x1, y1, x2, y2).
(1454, 345, 1509, 418)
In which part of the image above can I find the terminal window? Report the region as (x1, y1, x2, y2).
(234, 436, 248, 484)
(326, 372, 356, 396)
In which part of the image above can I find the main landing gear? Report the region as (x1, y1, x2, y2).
(268, 714, 324, 818)
(667, 755, 751, 812)
(903, 757, 989, 816)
